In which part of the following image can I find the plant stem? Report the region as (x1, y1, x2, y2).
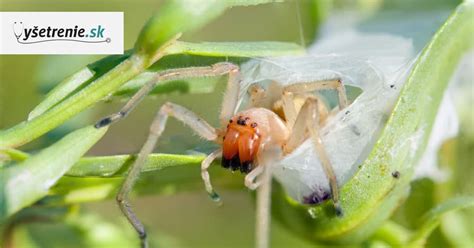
(0, 32, 180, 149)
(0, 55, 144, 148)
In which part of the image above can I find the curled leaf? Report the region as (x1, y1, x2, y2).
(408, 196, 474, 247)
(271, 1, 474, 243)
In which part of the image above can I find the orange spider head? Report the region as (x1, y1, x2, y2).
(222, 115, 261, 173)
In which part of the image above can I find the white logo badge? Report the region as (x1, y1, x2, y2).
(1, 12, 123, 54)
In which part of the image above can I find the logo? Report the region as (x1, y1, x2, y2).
(1, 12, 123, 55)
(12, 21, 111, 44)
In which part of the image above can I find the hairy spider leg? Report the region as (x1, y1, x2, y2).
(254, 147, 279, 248)
(201, 149, 223, 202)
(248, 84, 266, 108)
(94, 62, 240, 128)
(283, 97, 343, 216)
(283, 78, 348, 110)
(244, 164, 265, 190)
(281, 79, 347, 216)
(95, 62, 242, 247)
(116, 102, 217, 248)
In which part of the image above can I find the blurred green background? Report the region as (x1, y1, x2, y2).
(1, 0, 472, 247)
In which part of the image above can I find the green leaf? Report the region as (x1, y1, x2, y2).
(271, 1, 474, 243)
(27, 51, 135, 120)
(40, 153, 243, 206)
(27, 68, 95, 121)
(134, 0, 279, 58)
(1, 150, 243, 206)
(0, 125, 108, 221)
(0, 56, 142, 148)
(66, 153, 205, 177)
(3, 207, 139, 248)
(408, 197, 474, 247)
(167, 41, 304, 57)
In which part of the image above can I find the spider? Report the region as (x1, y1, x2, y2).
(94, 61, 348, 248)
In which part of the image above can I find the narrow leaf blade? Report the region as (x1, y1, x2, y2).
(0, 125, 108, 221)
(28, 68, 95, 121)
(134, 0, 279, 56)
(167, 41, 304, 57)
(66, 153, 205, 177)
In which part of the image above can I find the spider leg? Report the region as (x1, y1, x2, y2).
(243, 150, 279, 248)
(281, 95, 314, 154)
(251, 148, 280, 248)
(305, 99, 343, 216)
(248, 84, 266, 108)
(283, 78, 348, 110)
(283, 97, 343, 216)
(95, 62, 240, 128)
(244, 165, 265, 190)
(218, 63, 241, 126)
(116, 102, 217, 248)
(281, 90, 297, 128)
(201, 149, 222, 203)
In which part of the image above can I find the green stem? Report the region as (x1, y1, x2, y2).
(0, 54, 146, 148)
